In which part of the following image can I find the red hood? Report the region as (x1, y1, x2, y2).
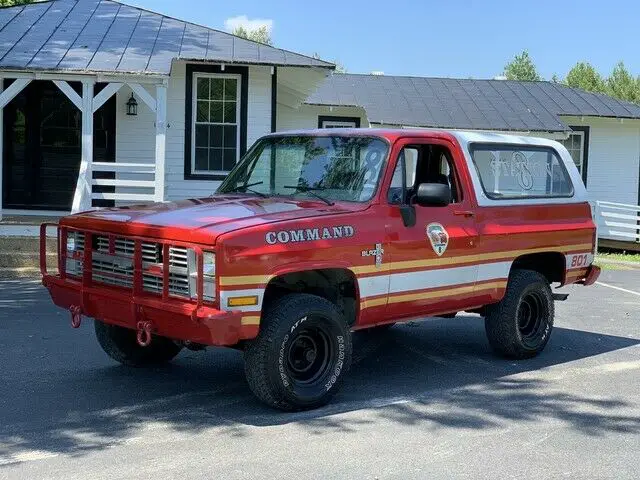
(61, 195, 364, 244)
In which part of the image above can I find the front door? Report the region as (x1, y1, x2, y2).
(383, 139, 480, 320)
(2, 80, 115, 211)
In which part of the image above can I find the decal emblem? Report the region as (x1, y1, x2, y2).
(427, 223, 449, 257)
(362, 243, 384, 268)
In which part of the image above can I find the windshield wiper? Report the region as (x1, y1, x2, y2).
(226, 181, 267, 198)
(283, 185, 335, 206)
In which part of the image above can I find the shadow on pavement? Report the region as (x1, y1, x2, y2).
(1, 313, 639, 465)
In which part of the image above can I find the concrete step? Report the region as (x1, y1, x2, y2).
(0, 267, 42, 280)
(0, 236, 58, 270)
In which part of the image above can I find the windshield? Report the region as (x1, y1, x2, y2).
(217, 135, 389, 203)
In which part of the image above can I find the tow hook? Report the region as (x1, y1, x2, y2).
(136, 321, 153, 347)
(70, 305, 82, 329)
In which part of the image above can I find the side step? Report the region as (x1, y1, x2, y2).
(552, 293, 569, 302)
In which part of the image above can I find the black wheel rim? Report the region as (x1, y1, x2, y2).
(518, 291, 546, 348)
(286, 323, 333, 385)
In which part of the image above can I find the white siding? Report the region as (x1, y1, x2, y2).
(115, 62, 274, 201)
(561, 116, 640, 241)
(277, 104, 368, 131)
(560, 116, 640, 206)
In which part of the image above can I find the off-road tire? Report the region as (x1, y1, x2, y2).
(95, 321, 182, 367)
(244, 294, 352, 411)
(484, 269, 554, 359)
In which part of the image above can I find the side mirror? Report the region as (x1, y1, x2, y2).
(415, 183, 451, 207)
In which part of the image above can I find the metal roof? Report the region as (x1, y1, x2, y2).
(307, 74, 640, 132)
(0, 0, 333, 75)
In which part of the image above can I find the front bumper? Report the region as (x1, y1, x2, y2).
(40, 224, 259, 346)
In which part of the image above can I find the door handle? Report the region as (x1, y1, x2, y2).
(454, 210, 475, 218)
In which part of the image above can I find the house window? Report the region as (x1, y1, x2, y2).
(559, 126, 589, 183)
(192, 74, 241, 175)
(318, 115, 361, 129)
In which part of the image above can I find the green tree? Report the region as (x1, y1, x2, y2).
(232, 25, 273, 46)
(503, 50, 541, 81)
(0, 0, 37, 6)
(606, 61, 640, 103)
(565, 62, 607, 93)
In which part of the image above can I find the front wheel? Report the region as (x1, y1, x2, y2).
(95, 321, 183, 367)
(244, 294, 352, 411)
(484, 269, 554, 359)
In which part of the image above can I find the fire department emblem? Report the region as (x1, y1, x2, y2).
(427, 223, 449, 257)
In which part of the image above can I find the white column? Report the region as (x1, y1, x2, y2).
(0, 78, 3, 222)
(72, 80, 95, 213)
(154, 83, 167, 202)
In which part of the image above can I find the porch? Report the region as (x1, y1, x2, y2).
(0, 71, 169, 221)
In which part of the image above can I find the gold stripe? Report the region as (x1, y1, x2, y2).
(219, 274, 273, 287)
(220, 244, 592, 286)
(241, 316, 261, 326)
(361, 281, 508, 310)
(360, 296, 388, 309)
(352, 243, 593, 276)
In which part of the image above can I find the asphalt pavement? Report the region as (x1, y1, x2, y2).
(0, 270, 638, 479)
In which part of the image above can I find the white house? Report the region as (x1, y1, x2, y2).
(1, 0, 639, 246)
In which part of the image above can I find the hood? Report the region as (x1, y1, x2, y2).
(62, 195, 364, 244)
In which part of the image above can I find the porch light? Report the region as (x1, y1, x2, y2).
(126, 93, 138, 116)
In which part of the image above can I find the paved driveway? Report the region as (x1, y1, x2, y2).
(0, 271, 638, 479)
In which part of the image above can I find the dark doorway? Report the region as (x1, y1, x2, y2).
(2, 80, 116, 211)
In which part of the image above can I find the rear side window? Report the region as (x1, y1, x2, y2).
(470, 144, 574, 199)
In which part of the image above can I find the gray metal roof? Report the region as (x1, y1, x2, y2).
(0, 0, 333, 75)
(307, 74, 640, 132)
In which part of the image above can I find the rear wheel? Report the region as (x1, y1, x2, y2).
(484, 269, 554, 359)
(244, 294, 352, 411)
(95, 321, 182, 367)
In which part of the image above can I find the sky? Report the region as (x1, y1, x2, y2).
(127, 0, 640, 80)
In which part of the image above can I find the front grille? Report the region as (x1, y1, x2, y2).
(63, 230, 209, 301)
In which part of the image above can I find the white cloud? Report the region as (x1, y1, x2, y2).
(224, 15, 273, 33)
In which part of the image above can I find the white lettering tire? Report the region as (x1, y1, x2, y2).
(244, 294, 352, 411)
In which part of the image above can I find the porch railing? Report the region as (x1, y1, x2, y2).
(92, 162, 158, 204)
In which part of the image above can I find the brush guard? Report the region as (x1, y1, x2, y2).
(41, 223, 211, 330)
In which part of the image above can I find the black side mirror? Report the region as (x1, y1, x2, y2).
(415, 183, 451, 207)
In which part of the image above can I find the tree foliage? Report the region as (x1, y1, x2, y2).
(606, 61, 640, 103)
(565, 62, 607, 94)
(503, 50, 541, 81)
(232, 25, 273, 46)
(0, 0, 37, 6)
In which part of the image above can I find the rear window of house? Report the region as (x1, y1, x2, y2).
(470, 144, 574, 199)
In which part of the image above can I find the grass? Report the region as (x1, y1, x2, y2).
(596, 251, 640, 264)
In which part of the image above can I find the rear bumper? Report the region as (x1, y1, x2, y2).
(580, 265, 601, 287)
(43, 275, 259, 346)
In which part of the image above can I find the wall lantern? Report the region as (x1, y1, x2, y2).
(126, 93, 138, 116)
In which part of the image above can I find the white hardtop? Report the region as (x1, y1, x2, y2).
(450, 130, 589, 207)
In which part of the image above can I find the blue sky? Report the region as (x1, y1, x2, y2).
(128, 0, 640, 80)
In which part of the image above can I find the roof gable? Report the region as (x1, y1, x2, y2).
(0, 0, 333, 75)
(307, 74, 640, 132)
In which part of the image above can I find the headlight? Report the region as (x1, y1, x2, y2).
(203, 252, 215, 278)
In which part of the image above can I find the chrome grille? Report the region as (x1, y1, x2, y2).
(62, 231, 211, 301)
(168, 247, 188, 268)
(142, 273, 190, 297)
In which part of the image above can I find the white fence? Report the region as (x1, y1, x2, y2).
(592, 201, 640, 249)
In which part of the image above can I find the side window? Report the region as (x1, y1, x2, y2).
(388, 148, 418, 204)
(388, 145, 462, 204)
(470, 145, 574, 199)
